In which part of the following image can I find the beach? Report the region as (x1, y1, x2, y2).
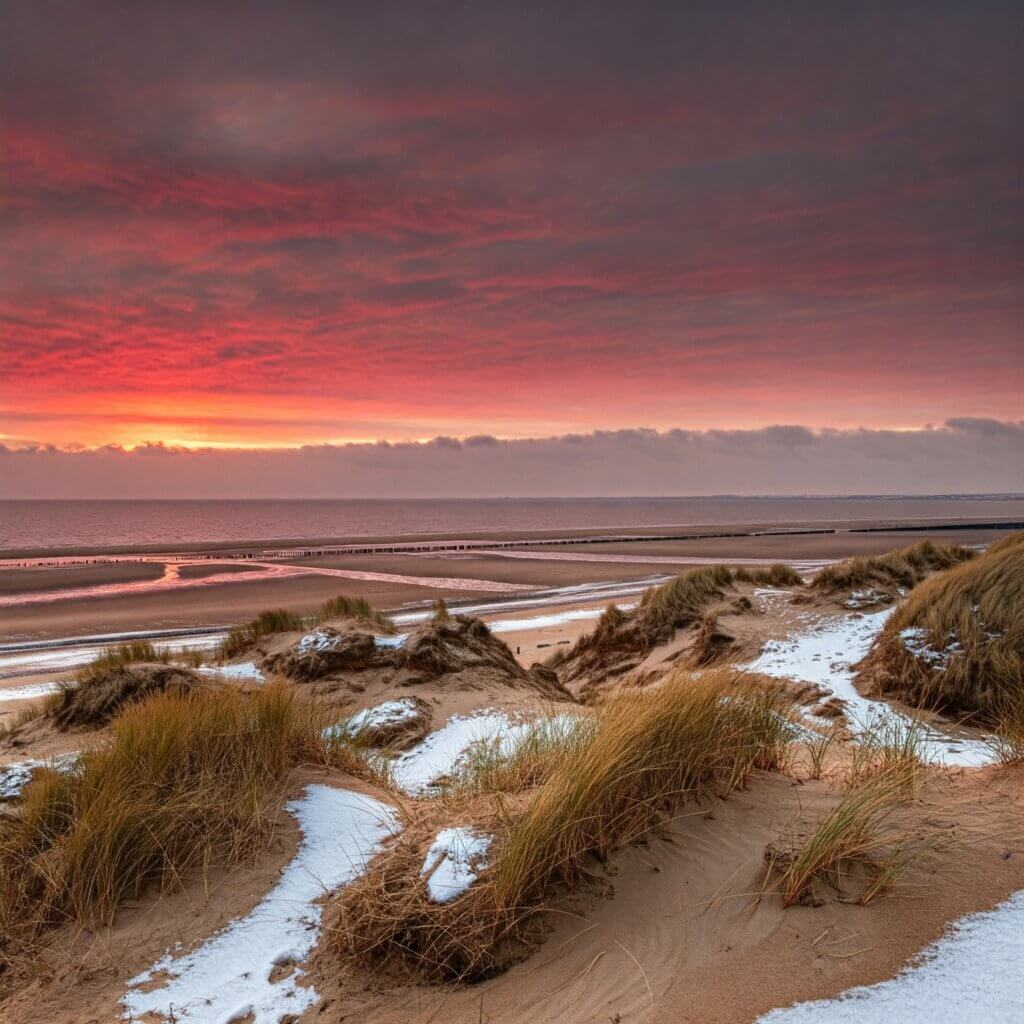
(1, 524, 1021, 1024)
(1, 513, 1018, 644)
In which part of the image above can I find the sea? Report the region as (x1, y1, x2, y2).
(2, 496, 1023, 555)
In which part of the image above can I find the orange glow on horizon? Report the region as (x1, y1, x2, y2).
(2, 7, 1020, 456)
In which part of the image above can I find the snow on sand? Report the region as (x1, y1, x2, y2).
(197, 660, 264, 682)
(339, 698, 421, 736)
(122, 785, 398, 1024)
(0, 681, 63, 702)
(420, 827, 492, 903)
(0, 753, 79, 799)
(748, 610, 993, 767)
(758, 890, 1024, 1023)
(390, 710, 579, 794)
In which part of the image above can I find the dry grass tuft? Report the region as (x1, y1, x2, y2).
(219, 609, 306, 659)
(553, 567, 736, 684)
(78, 641, 170, 675)
(431, 598, 451, 625)
(811, 540, 974, 595)
(174, 647, 208, 668)
(804, 726, 838, 780)
(734, 564, 803, 587)
(765, 773, 943, 906)
(0, 705, 46, 740)
(857, 531, 1024, 720)
(685, 611, 736, 668)
(845, 715, 926, 800)
(219, 596, 397, 658)
(545, 602, 625, 671)
(318, 595, 395, 631)
(635, 565, 734, 645)
(494, 670, 791, 902)
(0, 682, 374, 961)
(331, 668, 794, 980)
(987, 691, 1024, 766)
(48, 661, 203, 730)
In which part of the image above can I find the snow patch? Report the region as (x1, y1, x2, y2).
(0, 681, 63, 702)
(420, 827, 492, 903)
(344, 698, 421, 735)
(748, 611, 993, 767)
(297, 630, 338, 655)
(197, 660, 264, 682)
(0, 752, 79, 799)
(757, 889, 1024, 1023)
(122, 785, 399, 1024)
(899, 627, 961, 668)
(391, 711, 580, 794)
(391, 713, 515, 794)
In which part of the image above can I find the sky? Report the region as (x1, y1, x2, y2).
(1, 2, 1021, 496)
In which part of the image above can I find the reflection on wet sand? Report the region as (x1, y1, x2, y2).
(0, 558, 537, 609)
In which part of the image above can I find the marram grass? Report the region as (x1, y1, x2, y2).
(331, 668, 794, 980)
(0, 682, 377, 962)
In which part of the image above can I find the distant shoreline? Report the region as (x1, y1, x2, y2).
(1, 516, 1019, 644)
(3, 514, 1024, 563)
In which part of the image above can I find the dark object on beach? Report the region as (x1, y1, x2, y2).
(266, 615, 574, 702)
(49, 663, 202, 729)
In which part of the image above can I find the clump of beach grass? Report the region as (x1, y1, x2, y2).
(318, 594, 395, 631)
(856, 531, 1024, 721)
(764, 772, 943, 906)
(47, 658, 202, 730)
(174, 647, 208, 668)
(77, 641, 169, 678)
(0, 682, 377, 960)
(0, 705, 47, 740)
(635, 565, 734, 644)
(846, 714, 926, 800)
(734, 564, 803, 587)
(804, 725, 839, 780)
(497, 673, 793, 901)
(39, 641, 184, 727)
(218, 595, 396, 660)
(810, 540, 974, 595)
(556, 568, 737, 683)
(331, 668, 794, 980)
(431, 598, 451, 625)
(686, 611, 737, 668)
(987, 691, 1024, 767)
(218, 608, 307, 658)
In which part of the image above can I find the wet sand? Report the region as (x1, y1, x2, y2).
(0, 524, 1014, 643)
(0, 573, 485, 642)
(0, 561, 164, 598)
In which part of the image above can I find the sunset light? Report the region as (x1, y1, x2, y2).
(1, 7, 1022, 1022)
(2, 5, 1020, 466)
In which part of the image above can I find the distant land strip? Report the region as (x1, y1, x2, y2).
(3, 519, 1022, 569)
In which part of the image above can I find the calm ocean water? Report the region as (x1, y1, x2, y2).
(2, 497, 1022, 554)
